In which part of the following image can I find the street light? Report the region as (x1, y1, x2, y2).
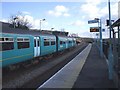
(51, 28, 54, 31)
(40, 19, 45, 30)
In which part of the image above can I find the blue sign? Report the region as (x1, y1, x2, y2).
(88, 20, 99, 24)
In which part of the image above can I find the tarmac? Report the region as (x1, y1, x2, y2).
(37, 43, 116, 89)
(72, 43, 115, 89)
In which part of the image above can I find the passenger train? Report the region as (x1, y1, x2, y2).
(0, 22, 76, 68)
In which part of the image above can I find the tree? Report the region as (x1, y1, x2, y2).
(8, 12, 32, 29)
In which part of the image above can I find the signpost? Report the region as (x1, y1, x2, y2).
(88, 18, 103, 58)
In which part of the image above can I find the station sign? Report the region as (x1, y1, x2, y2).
(88, 20, 99, 24)
(90, 27, 100, 32)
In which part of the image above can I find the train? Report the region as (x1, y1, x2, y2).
(0, 22, 76, 68)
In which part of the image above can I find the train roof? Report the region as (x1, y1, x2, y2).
(1, 21, 55, 37)
(56, 34, 75, 39)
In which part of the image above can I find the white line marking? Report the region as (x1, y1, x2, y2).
(37, 44, 92, 89)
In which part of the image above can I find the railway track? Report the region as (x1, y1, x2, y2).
(3, 42, 88, 89)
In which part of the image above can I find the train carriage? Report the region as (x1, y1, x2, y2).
(67, 37, 73, 48)
(1, 22, 57, 67)
(56, 36, 68, 51)
(0, 33, 34, 67)
(72, 38, 76, 46)
(0, 22, 77, 68)
(40, 35, 56, 56)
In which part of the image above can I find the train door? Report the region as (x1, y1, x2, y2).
(66, 39, 68, 48)
(71, 38, 74, 46)
(34, 37, 40, 57)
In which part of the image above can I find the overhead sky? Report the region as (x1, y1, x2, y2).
(1, 0, 119, 38)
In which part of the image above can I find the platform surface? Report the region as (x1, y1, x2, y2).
(38, 44, 92, 89)
(72, 43, 115, 88)
(37, 43, 115, 89)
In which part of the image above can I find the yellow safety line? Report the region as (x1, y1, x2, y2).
(0, 53, 33, 62)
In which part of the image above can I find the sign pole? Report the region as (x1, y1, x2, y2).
(108, 0, 113, 80)
(88, 18, 103, 58)
(99, 19, 103, 57)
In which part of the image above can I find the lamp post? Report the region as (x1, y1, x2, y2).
(40, 19, 45, 30)
(96, 33, 99, 43)
(95, 18, 103, 57)
(108, 0, 113, 80)
(51, 28, 54, 31)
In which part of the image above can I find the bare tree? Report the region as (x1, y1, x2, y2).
(8, 12, 32, 30)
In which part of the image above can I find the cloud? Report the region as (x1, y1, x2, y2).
(32, 19, 40, 29)
(81, 3, 100, 19)
(24, 15, 34, 23)
(63, 13, 70, 17)
(16, 14, 34, 27)
(79, 31, 91, 38)
(80, 1, 118, 20)
(111, 3, 118, 17)
(85, 0, 119, 3)
(55, 5, 68, 13)
(0, 19, 8, 22)
(48, 5, 70, 17)
(32, 19, 49, 29)
(21, 11, 31, 15)
(20, 15, 49, 29)
(0, 14, 49, 30)
(85, 0, 103, 5)
(69, 20, 85, 27)
(48, 10, 62, 17)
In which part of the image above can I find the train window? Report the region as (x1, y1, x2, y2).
(51, 41, 55, 45)
(34, 39, 36, 47)
(5, 38, 14, 41)
(17, 38, 23, 42)
(0, 38, 4, 42)
(17, 37, 30, 49)
(60, 41, 62, 44)
(0, 37, 14, 51)
(69, 41, 72, 43)
(51, 39, 55, 41)
(1, 37, 14, 42)
(44, 41, 49, 46)
(73, 40, 76, 43)
(38, 40, 40, 46)
(18, 42, 29, 49)
(17, 38, 30, 42)
(24, 38, 30, 42)
(44, 38, 49, 41)
(63, 41, 66, 44)
(1, 42, 14, 51)
(44, 38, 50, 46)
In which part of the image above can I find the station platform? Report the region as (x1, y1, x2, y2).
(37, 43, 116, 89)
